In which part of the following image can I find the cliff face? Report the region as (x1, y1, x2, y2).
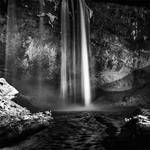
(1, 0, 150, 94)
(0, 0, 60, 84)
(88, 1, 150, 91)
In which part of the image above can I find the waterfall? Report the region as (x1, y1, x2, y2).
(5, 0, 17, 80)
(60, 0, 70, 100)
(60, 0, 91, 106)
(79, 0, 91, 106)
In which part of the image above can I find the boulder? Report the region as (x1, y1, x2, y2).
(102, 108, 150, 150)
(0, 78, 18, 100)
(0, 78, 52, 147)
(120, 108, 150, 138)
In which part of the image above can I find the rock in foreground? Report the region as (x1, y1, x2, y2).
(0, 78, 52, 147)
(0, 78, 19, 100)
(123, 108, 150, 135)
(103, 108, 150, 150)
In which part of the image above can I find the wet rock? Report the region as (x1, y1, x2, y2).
(0, 78, 18, 100)
(124, 108, 150, 131)
(0, 79, 52, 147)
(112, 108, 150, 140)
(102, 108, 150, 150)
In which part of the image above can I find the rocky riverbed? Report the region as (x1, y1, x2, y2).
(1, 107, 150, 150)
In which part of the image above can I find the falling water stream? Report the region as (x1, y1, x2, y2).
(4, 0, 92, 109)
(5, 0, 17, 80)
(61, 0, 70, 101)
(61, 0, 91, 106)
(79, 0, 91, 106)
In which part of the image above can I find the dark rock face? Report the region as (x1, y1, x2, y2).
(95, 67, 150, 108)
(89, 1, 150, 93)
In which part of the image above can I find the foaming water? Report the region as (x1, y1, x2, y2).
(55, 103, 114, 112)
